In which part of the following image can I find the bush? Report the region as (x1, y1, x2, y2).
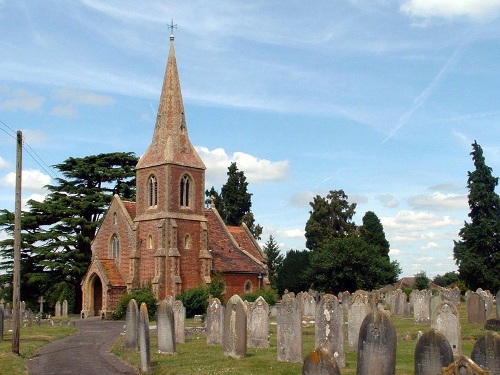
(241, 288, 279, 306)
(177, 286, 210, 318)
(112, 287, 157, 321)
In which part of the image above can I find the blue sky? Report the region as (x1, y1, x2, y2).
(1, 1, 500, 279)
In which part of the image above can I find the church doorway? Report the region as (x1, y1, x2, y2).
(93, 276, 103, 316)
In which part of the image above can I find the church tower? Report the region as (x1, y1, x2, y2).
(132, 33, 212, 299)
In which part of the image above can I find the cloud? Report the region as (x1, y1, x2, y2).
(55, 88, 115, 106)
(195, 146, 288, 186)
(390, 248, 402, 256)
(421, 241, 439, 250)
(0, 156, 8, 170)
(278, 229, 305, 239)
(376, 194, 399, 208)
(1, 169, 51, 191)
(408, 192, 468, 211)
(349, 194, 368, 205)
(22, 129, 48, 145)
(0, 89, 45, 111)
(52, 104, 77, 117)
(416, 256, 435, 263)
(382, 210, 461, 231)
(400, 0, 500, 20)
(289, 191, 314, 208)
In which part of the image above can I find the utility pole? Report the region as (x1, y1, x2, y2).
(12, 130, 22, 354)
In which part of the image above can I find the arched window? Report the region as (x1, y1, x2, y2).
(111, 234, 120, 261)
(184, 234, 191, 249)
(148, 175, 158, 207)
(147, 235, 153, 249)
(244, 280, 252, 293)
(113, 212, 117, 225)
(180, 174, 191, 207)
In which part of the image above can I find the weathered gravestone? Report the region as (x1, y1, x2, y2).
(348, 293, 371, 351)
(341, 291, 351, 316)
(62, 300, 68, 317)
(468, 292, 487, 325)
(441, 355, 491, 375)
(356, 308, 397, 375)
(157, 299, 176, 354)
(125, 298, 139, 350)
(433, 302, 462, 356)
(277, 292, 302, 363)
(38, 296, 45, 315)
(138, 302, 151, 373)
(391, 289, 407, 317)
(302, 292, 317, 318)
(21, 301, 25, 317)
(4, 303, 11, 319)
(315, 294, 344, 367)
(55, 301, 61, 317)
(0, 304, 4, 341)
(478, 289, 494, 318)
(430, 294, 442, 325)
(223, 294, 247, 359)
(206, 297, 224, 346)
(496, 290, 500, 319)
(302, 348, 340, 375)
(247, 296, 270, 348)
(414, 328, 453, 375)
(471, 331, 500, 375)
(174, 300, 185, 344)
(414, 289, 431, 324)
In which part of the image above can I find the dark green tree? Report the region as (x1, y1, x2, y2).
(453, 141, 500, 291)
(360, 211, 390, 256)
(305, 190, 357, 250)
(276, 249, 310, 294)
(0, 152, 138, 312)
(262, 235, 284, 290)
(413, 271, 430, 290)
(433, 271, 459, 287)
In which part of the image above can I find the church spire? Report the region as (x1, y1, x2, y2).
(136, 32, 205, 170)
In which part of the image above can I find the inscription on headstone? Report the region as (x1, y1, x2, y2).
(206, 297, 224, 346)
(315, 294, 344, 367)
(277, 293, 302, 363)
(302, 348, 340, 375)
(471, 331, 500, 375)
(414, 328, 453, 375)
(247, 296, 270, 348)
(223, 294, 247, 359)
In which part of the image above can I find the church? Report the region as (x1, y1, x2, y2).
(81, 34, 269, 318)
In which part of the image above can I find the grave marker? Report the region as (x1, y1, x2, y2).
(432, 302, 462, 356)
(302, 348, 340, 375)
(138, 302, 151, 373)
(414, 328, 453, 375)
(55, 301, 61, 317)
(413, 289, 431, 324)
(348, 293, 371, 351)
(247, 296, 270, 348)
(471, 331, 500, 375)
(223, 294, 247, 359)
(125, 298, 139, 350)
(0, 304, 4, 341)
(441, 355, 491, 375)
(315, 294, 344, 367)
(277, 293, 302, 363)
(157, 299, 176, 354)
(206, 297, 224, 346)
(174, 300, 186, 344)
(62, 300, 68, 317)
(468, 292, 487, 325)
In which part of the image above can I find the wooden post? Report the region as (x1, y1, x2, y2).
(12, 130, 22, 354)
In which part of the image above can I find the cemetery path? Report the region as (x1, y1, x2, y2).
(27, 317, 137, 375)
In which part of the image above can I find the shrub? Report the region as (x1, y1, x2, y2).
(177, 286, 210, 318)
(112, 287, 157, 321)
(241, 288, 279, 306)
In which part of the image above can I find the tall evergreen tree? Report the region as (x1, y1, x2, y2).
(276, 249, 310, 294)
(262, 235, 283, 290)
(453, 141, 500, 291)
(360, 211, 390, 256)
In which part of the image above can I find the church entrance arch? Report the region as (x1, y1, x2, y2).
(92, 275, 103, 316)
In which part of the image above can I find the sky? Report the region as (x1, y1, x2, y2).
(1, 0, 500, 279)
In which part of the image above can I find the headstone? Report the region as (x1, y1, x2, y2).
(390, 289, 407, 316)
(206, 297, 224, 346)
(125, 298, 139, 350)
(341, 291, 351, 316)
(430, 295, 441, 325)
(55, 301, 61, 317)
(485, 318, 500, 331)
(277, 292, 302, 363)
(302, 292, 317, 318)
(4, 303, 11, 318)
(247, 296, 270, 348)
(223, 294, 247, 359)
(441, 355, 491, 375)
(414, 328, 453, 375)
(496, 290, 500, 319)
(348, 293, 371, 351)
(38, 296, 45, 314)
(156, 299, 176, 354)
(414, 289, 431, 324)
(471, 331, 500, 375)
(173, 300, 186, 344)
(62, 300, 68, 317)
(302, 348, 340, 375)
(21, 301, 25, 317)
(138, 302, 151, 373)
(468, 292, 487, 325)
(0, 304, 4, 341)
(356, 308, 397, 375)
(432, 302, 462, 356)
(315, 294, 344, 367)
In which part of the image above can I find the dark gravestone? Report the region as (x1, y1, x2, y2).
(471, 331, 500, 375)
(497, 290, 500, 319)
(485, 319, 500, 331)
(277, 292, 303, 363)
(156, 299, 176, 354)
(138, 302, 151, 373)
(302, 348, 340, 375)
(468, 292, 487, 325)
(125, 298, 139, 350)
(223, 294, 247, 359)
(414, 328, 453, 375)
(0, 304, 4, 341)
(356, 308, 397, 375)
(315, 294, 344, 367)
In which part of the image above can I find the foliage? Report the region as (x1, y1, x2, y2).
(276, 249, 311, 295)
(46, 281, 76, 314)
(453, 141, 500, 291)
(112, 287, 157, 321)
(205, 162, 262, 240)
(240, 288, 279, 306)
(432, 271, 459, 287)
(413, 271, 430, 290)
(0, 152, 138, 313)
(207, 272, 225, 304)
(304, 190, 357, 250)
(359, 211, 390, 256)
(262, 235, 283, 290)
(176, 285, 210, 318)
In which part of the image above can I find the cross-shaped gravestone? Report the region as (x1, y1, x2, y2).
(38, 296, 45, 314)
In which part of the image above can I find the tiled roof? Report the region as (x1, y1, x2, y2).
(122, 200, 136, 220)
(100, 259, 126, 287)
(228, 226, 265, 262)
(205, 208, 266, 274)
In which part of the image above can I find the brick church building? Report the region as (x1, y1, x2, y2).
(81, 34, 269, 318)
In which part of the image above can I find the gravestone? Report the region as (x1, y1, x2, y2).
(414, 328, 453, 375)
(21, 301, 25, 317)
(391, 289, 407, 317)
(206, 297, 224, 346)
(62, 300, 68, 317)
(430, 295, 441, 325)
(302, 292, 317, 318)
(315, 294, 344, 367)
(432, 302, 462, 356)
(441, 355, 491, 375)
(471, 331, 500, 375)
(277, 292, 302, 363)
(55, 301, 61, 317)
(356, 308, 397, 375)
(496, 290, 499, 319)
(38, 296, 45, 314)
(174, 300, 186, 344)
(302, 348, 340, 375)
(4, 303, 11, 318)
(157, 299, 176, 354)
(247, 296, 270, 348)
(138, 302, 151, 373)
(348, 293, 371, 351)
(413, 289, 431, 324)
(125, 298, 139, 350)
(477, 289, 494, 318)
(468, 292, 487, 325)
(341, 291, 351, 316)
(223, 294, 247, 359)
(0, 304, 4, 341)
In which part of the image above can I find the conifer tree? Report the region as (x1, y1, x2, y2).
(262, 235, 283, 289)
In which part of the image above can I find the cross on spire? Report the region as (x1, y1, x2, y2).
(168, 19, 177, 41)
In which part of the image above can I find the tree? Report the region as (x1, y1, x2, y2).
(360, 211, 390, 256)
(414, 271, 430, 290)
(0, 152, 138, 312)
(262, 235, 284, 290)
(453, 141, 500, 291)
(305, 190, 357, 250)
(276, 250, 310, 294)
(205, 162, 262, 239)
(433, 271, 459, 287)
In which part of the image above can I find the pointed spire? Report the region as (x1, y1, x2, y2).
(137, 34, 205, 170)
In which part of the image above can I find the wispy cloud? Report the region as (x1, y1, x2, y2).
(408, 192, 468, 211)
(0, 88, 45, 111)
(401, 0, 500, 21)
